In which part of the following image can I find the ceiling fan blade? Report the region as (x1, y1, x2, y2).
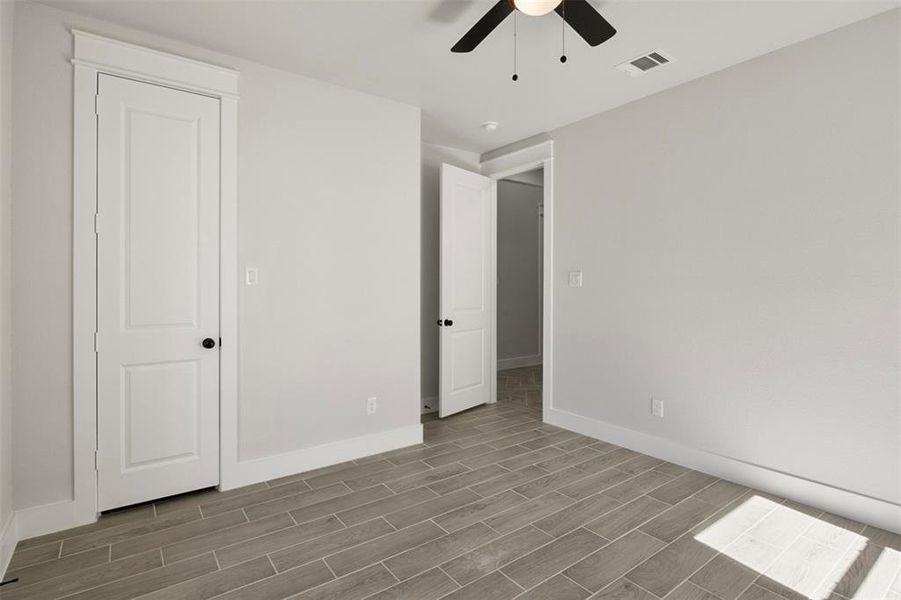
(555, 0, 616, 47)
(451, 0, 514, 53)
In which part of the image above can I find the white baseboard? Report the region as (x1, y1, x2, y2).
(498, 355, 542, 370)
(0, 512, 17, 582)
(15, 498, 94, 541)
(221, 423, 423, 490)
(10, 424, 423, 543)
(421, 396, 438, 415)
(545, 407, 901, 534)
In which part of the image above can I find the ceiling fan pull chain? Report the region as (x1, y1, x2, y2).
(512, 11, 519, 81)
(560, 0, 568, 63)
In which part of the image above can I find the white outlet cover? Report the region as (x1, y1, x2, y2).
(652, 398, 664, 418)
(245, 267, 259, 286)
(367, 397, 377, 414)
(568, 271, 583, 287)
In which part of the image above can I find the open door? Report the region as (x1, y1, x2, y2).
(439, 163, 493, 417)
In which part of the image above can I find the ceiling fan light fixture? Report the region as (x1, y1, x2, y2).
(512, 0, 562, 17)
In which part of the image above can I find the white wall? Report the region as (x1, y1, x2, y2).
(12, 1, 421, 510)
(551, 9, 900, 505)
(497, 179, 542, 365)
(420, 143, 480, 410)
(0, 0, 15, 551)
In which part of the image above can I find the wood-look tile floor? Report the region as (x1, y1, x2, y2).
(3, 366, 899, 600)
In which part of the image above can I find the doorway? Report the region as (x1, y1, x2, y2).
(437, 140, 554, 420)
(496, 169, 543, 413)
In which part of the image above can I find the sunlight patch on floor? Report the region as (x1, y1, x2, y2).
(694, 495, 901, 600)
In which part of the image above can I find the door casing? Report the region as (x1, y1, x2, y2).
(70, 30, 239, 532)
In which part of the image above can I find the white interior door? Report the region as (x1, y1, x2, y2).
(96, 74, 221, 511)
(439, 163, 493, 417)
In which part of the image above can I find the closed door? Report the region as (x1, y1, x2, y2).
(439, 163, 493, 417)
(96, 74, 221, 511)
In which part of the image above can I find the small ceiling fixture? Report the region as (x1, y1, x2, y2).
(513, 0, 562, 17)
(482, 121, 499, 131)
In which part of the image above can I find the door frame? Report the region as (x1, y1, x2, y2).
(72, 30, 240, 527)
(480, 139, 554, 415)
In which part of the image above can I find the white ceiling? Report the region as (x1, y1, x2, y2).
(47, 0, 897, 152)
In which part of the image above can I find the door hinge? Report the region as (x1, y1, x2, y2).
(95, 94, 101, 116)
(94, 213, 101, 235)
(94, 450, 99, 471)
(94, 332, 100, 353)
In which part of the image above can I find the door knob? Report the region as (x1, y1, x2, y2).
(443, 319, 454, 327)
(202, 338, 216, 349)
(437, 319, 443, 326)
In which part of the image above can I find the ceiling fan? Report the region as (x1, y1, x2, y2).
(451, 0, 616, 53)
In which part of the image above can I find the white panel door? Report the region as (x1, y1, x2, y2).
(96, 74, 221, 511)
(439, 164, 493, 417)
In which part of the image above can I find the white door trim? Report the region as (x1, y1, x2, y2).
(480, 140, 554, 416)
(72, 30, 239, 530)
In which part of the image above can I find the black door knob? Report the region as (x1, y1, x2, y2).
(202, 338, 216, 349)
(437, 319, 443, 326)
(443, 319, 454, 327)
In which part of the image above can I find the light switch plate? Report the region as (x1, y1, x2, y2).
(245, 268, 259, 286)
(568, 271, 583, 287)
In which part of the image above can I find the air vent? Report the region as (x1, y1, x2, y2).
(615, 50, 675, 77)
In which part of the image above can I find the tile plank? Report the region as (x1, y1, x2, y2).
(215, 514, 345, 569)
(503, 528, 607, 589)
(366, 567, 459, 600)
(293, 563, 397, 600)
(270, 518, 396, 573)
(137, 555, 275, 600)
(216, 559, 334, 600)
(110, 509, 247, 560)
(434, 490, 528, 532)
(534, 493, 621, 538)
(585, 495, 670, 542)
(5, 547, 111, 588)
(518, 574, 590, 600)
(647, 472, 718, 506)
(565, 530, 665, 592)
(624, 535, 717, 598)
(0, 549, 161, 600)
(638, 498, 719, 543)
(440, 571, 522, 600)
(441, 526, 553, 586)
(384, 523, 497, 581)
(63, 553, 219, 600)
(484, 492, 574, 535)
(602, 471, 673, 504)
(242, 482, 353, 521)
(384, 489, 482, 530)
(325, 521, 444, 577)
(286, 485, 393, 525)
(162, 512, 294, 564)
(60, 507, 203, 556)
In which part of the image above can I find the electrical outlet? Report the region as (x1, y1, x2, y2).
(367, 397, 377, 415)
(651, 397, 664, 418)
(568, 271, 583, 287)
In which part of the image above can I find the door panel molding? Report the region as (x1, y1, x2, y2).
(72, 31, 238, 534)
